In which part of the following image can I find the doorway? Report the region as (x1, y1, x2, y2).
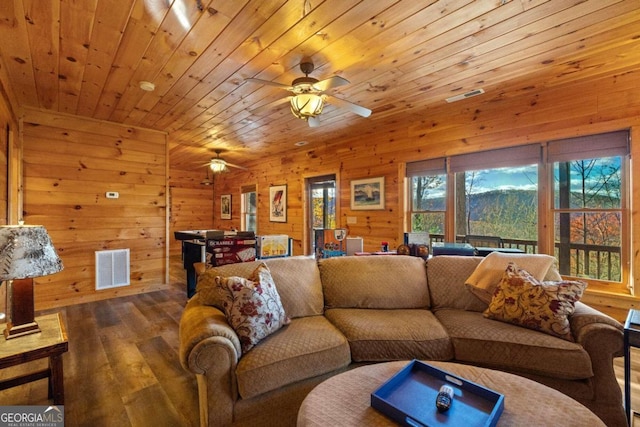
(307, 174, 337, 255)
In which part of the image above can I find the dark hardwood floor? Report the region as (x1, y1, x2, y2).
(0, 255, 638, 426)
(0, 256, 198, 427)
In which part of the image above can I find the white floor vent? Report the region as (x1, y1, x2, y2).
(95, 249, 130, 290)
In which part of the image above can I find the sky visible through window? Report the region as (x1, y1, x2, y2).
(420, 158, 620, 199)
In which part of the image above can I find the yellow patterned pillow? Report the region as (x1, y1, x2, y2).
(483, 263, 587, 341)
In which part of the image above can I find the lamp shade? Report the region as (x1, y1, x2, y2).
(0, 224, 63, 280)
(290, 94, 324, 119)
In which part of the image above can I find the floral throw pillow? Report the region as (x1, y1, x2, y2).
(199, 263, 290, 353)
(483, 263, 587, 341)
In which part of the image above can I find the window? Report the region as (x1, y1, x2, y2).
(454, 165, 539, 244)
(241, 185, 257, 232)
(406, 130, 630, 291)
(308, 175, 337, 254)
(449, 145, 540, 252)
(407, 159, 446, 238)
(549, 132, 629, 284)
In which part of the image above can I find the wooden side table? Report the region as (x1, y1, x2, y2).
(0, 312, 68, 404)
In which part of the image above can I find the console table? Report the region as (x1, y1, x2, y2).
(0, 312, 68, 404)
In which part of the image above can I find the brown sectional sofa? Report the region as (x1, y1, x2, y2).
(179, 255, 626, 427)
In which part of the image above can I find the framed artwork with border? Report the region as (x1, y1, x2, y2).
(221, 194, 231, 220)
(269, 184, 287, 222)
(350, 176, 385, 210)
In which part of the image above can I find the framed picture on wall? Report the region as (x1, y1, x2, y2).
(350, 176, 385, 210)
(221, 194, 231, 220)
(269, 184, 287, 222)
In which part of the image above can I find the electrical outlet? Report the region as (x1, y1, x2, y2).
(106, 191, 119, 199)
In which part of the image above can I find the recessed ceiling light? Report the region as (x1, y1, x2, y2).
(139, 81, 156, 92)
(295, 141, 309, 147)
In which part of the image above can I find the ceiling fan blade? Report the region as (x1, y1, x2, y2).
(313, 76, 349, 92)
(250, 96, 292, 115)
(327, 95, 372, 118)
(225, 162, 248, 170)
(308, 116, 321, 128)
(245, 78, 292, 90)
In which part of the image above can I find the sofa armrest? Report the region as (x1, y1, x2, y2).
(179, 294, 242, 426)
(179, 294, 242, 372)
(569, 301, 626, 425)
(570, 301, 623, 353)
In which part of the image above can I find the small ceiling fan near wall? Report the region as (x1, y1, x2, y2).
(246, 57, 371, 127)
(200, 168, 213, 185)
(203, 149, 248, 174)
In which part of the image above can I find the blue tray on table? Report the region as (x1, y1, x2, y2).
(371, 360, 504, 427)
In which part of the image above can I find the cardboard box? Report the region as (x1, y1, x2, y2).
(206, 237, 256, 266)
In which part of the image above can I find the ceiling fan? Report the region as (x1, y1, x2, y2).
(246, 57, 371, 127)
(203, 149, 248, 174)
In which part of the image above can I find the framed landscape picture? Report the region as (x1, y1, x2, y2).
(351, 176, 385, 210)
(221, 194, 231, 219)
(269, 184, 287, 222)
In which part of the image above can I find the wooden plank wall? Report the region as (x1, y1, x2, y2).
(168, 168, 214, 257)
(0, 86, 10, 226)
(21, 108, 169, 310)
(209, 69, 640, 309)
(0, 71, 15, 316)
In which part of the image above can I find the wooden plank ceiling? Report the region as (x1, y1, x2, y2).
(0, 0, 638, 170)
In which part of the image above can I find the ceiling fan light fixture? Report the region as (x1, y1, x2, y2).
(209, 159, 227, 173)
(290, 94, 324, 120)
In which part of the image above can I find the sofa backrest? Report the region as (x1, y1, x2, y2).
(426, 255, 487, 312)
(199, 256, 324, 318)
(319, 255, 430, 309)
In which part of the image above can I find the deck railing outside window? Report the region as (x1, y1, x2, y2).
(428, 234, 620, 282)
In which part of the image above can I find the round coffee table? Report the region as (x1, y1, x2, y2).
(297, 361, 605, 426)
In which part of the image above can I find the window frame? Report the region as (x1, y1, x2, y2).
(240, 184, 257, 233)
(546, 139, 630, 292)
(408, 173, 447, 239)
(405, 131, 631, 294)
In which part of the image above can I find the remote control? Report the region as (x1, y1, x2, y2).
(436, 385, 454, 412)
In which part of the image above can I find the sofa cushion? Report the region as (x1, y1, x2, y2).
(196, 256, 324, 318)
(434, 309, 593, 380)
(236, 315, 351, 399)
(484, 263, 586, 341)
(197, 263, 290, 352)
(465, 252, 559, 304)
(427, 256, 487, 312)
(319, 256, 430, 309)
(325, 308, 453, 361)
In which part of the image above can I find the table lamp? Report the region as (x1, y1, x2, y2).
(0, 223, 63, 339)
